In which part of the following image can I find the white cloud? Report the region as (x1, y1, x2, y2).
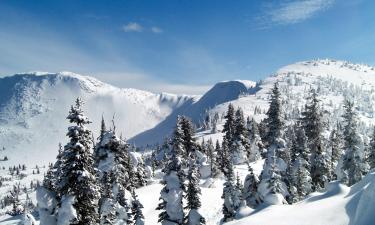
(259, 0, 335, 26)
(151, 26, 163, 33)
(122, 22, 143, 32)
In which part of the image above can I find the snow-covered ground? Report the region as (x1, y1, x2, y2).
(2, 159, 375, 225)
(2, 59, 375, 224)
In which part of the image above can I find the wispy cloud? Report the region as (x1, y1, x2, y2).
(151, 26, 163, 33)
(122, 22, 143, 32)
(258, 0, 335, 27)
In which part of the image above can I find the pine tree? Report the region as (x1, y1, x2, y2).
(266, 151, 286, 203)
(367, 127, 375, 169)
(156, 121, 185, 225)
(223, 103, 236, 148)
(329, 127, 343, 180)
(221, 153, 241, 222)
(294, 156, 312, 201)
(215, 140, 225, 176)
(265, 83, 283, 146)
(301, 90, 328, 191)
(185, 157, 205, 225)
(341, 100, 369, 186)
(242, 165, 262, 208)
(206, 138, 219, 178)
(181, 116, 197, 159)
(258, 83, 288, 204)
(247, 118, 262, 162)
(231, 108, 250, 164)
(135, 159, 147, 188)
(131, 189, 145, 225)
(57, 98, 100, 224)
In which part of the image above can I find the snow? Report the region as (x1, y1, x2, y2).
(0, 72, 193, 166)
(3, 59, 375, 224)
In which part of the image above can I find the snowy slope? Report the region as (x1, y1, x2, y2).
(0, 72, 193, 165)
(130, 80, 257, 145)
(229, 170, 375, 225)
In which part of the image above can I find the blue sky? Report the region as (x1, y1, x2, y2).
(0, 0, 374, 94)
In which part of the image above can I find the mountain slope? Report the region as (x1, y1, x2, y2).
(129, 80, 257, 145)
(0, 72, 193, 165)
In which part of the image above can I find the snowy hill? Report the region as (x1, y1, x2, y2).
(2, 59, 375, 165)
(130, 59, 375, 148)
(0, 72, 193, 165)
(130, 80, 257, 145)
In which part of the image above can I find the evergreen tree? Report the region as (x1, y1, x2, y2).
(58, 98, 100, 224)
(206, 138, 219, 178)
(294, 156, 312, 201)
(247, 118, 262, 162)
(367, 127, 375, 169)
(258, 83, 289, 204)
(265, 83, 283, 146)
(301, 90, 329, 191)
(329, 127, 343, 180)
(156, 121, 185, 225)
(231, 108, 250, 164)
(135, 160, 147, 188)
(243, 165, 262, 208)
(221, 153, 241, 222)
(181, 116, 197, 159)
(222, 103, 236, 148)
(341, 100, 369, 186)
(185, 157, 205, 225)
(131, 189, 145, 225)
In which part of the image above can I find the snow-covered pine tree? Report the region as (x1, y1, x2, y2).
(231, 108, 250, 164)
(329, 126, 343, 180)
(367, 127, 375, 169)
(247, 118, 262, 162)
(341, 100, 369, 186)
(215, 140, 225, 176)
(264, 83, 283, 147)
(242, 165, 262, 208)
(266, 151, 287, 204)
(223, 103, 236, 150)
(300, 89, 329, 191)
(206, 138, 219, 178)
(181, 116, 197, 159)
(57, 98, 100, 224)
(185, 157, 205, 225)
(135, 159, 147, 188)
(156, 121, 186, 225)
(221, 153, 241, 222)
(131, 189, 145, 225)
(294, 156, 312, 201)
(173, 116, 186, 162)
(258, 82, 289, 204)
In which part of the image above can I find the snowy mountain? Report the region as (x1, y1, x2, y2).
(128, 59, 375, 149)
(0, 72, 193, 165)
(2, 59, 375, 165)
(2, 59, 375, 224)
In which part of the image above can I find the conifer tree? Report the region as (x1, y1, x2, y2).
(58, 98, 100, 224)
(265, 83, 283, 146)
(221, 153, 241, 222)
(206, 138, 219, 178)
(156, 121, 185, 225)
(185, 157, 205, 225)
(341, 100, 369, 186)
(181, 116, 197, 159)
(131, 189, 145, 225)
(232, 108, 250, 164)
(301, 90, 329, 190)
(242, 165, 262, 208)
(223, 103, 236, 148)
(367, 127, 375, 169)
